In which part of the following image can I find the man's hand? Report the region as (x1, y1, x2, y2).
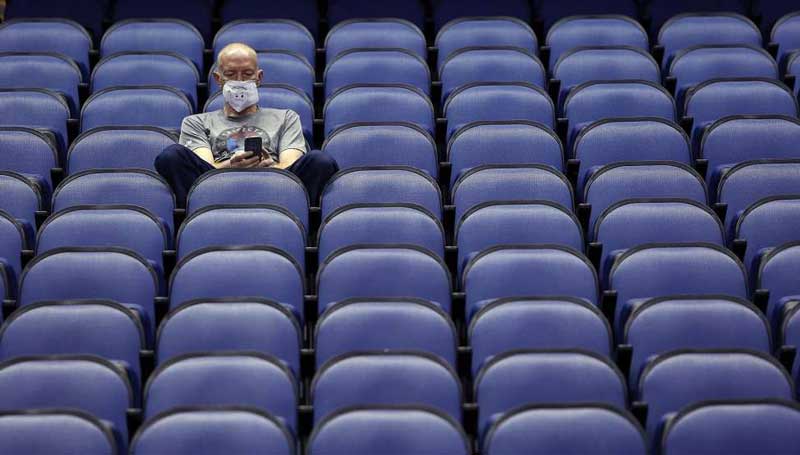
(256, 156, 276, 168)
(227, 151, 261, 169)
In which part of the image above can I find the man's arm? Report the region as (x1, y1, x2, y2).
(270, 110, 307, 169)
(179, 116, 259, 169)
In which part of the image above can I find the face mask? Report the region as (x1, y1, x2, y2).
(222, 80, 259, 113)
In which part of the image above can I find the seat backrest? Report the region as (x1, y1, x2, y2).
(111, 0, 213, 41)
(207, 50, 314, 98)
(0, 211, 24, 299)
(81, 86, 192, 133)
(469, 297, 612, 376)
(214, 19, 316, 65)
(327, 0, 425, 28)
(326, 19, 426, 62)
(221, 0, 318, 37)
(717, 159, 800, 230)
(324, 84, 434, 137)
(131, 408, 294, 455)
(736, 196, 800, 280)
(445, 82, 555, 141)
(758, 241, 800, 331)
(67, 126, 176, 174)
(435, 17, 537, 72)
(312, 352, 461, 423)
(657, 12, 760, 68)
(546, 15, 648, 70)
(315, 298, 457, 369)
(0, 410, 115, 455)
(0, 88, 70, 154)
(325, 49, 431, 99)
(537, 0, 641, 31)
(0, 19, 92, 79)
(432, 0, 533, 29)
(5, 0, 107, 42)
(783, 297, 800, 381)
(101, 19, 205, 72)
(317, 246, 451, 315)
(0, 127, 58, 192)
(0, 52, 82, 114)
(0, 171, 43, 237)
(772, 12, 800, 66)
(484, 404, 646, 455)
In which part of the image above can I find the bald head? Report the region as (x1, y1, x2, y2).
(213, 43, 262, 87)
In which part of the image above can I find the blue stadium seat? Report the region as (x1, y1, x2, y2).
(312, 353, 461, 423)
(0, 52, 82, 115)
(214, 20, 316, 66)
(315, 298, 457, 369)
(156, 299, 301, 374)
(483, 404, 646, 455)
(131, 408, 294, 455)
(81, 86, 192, 134)
(546, 15, 648, 70)
(0, 127, 58, 196)
(456, 202, 583, 276)
(323, 122, 437, 177)
(475, 351, 627, 434)
(169, 247, 305, 321)
(317, 246, 451, 315)
(144, 353, 297, 434)
(452, 165, 573, 225)
(324, 84, 434, 138)
(787, 52, 800, 98)
(91, 52, 200, 109)
(321, 167, 442, 221)
(435, 17, 537, 72)
(328, 0, 425, 28)
(448, 121, 564, 188)
(307, 406, 469, 455)
(101, 19, 205, 72)
(735, 196, 800, 283)
(433, 0, 533, 30)
(440, 47, 546, 103)
(221, 0, 319, 38)
(757, 241, 800, 334)
(445, 83, 555, 141)
(0, 89, 70, 157)
(326, 49, 431, 99)
(186, 169, 308, 228)
(463, 246, 598, 322)
(318, 205, 444, 263)
(783, 296, 800, 388)
(469, 297, 612, 376)
(66, 126, 176, 174)
(0, 211, 23, 302)
(0, 171, 44, 243)
(327, 19, 427, 61)
(660, 400, 800, 455)
(0, 19, 92, 79)
(0, 356, 133, 451)
(573, 118, 690, 193)
(537, 1, 642, 32)
(771, 12, 800, 66)
(653, 10, 757, 50)
(112, 0, 214, 42)
(0, 410, 115, 455)
(5, 0, 107, 42)
(207, 51, 315, 99)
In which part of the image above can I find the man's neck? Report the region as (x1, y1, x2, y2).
(224, 103, 259, 118)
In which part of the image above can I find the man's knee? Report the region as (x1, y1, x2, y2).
(302, 150, 339, 175)
(154, 144, 191, 173)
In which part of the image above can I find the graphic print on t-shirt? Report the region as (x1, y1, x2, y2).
(212, 125, 276, 162)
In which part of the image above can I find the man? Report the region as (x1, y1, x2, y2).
(155, 43, 338, 206)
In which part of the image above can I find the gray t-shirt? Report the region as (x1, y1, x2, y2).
(179, 108, 307, 162)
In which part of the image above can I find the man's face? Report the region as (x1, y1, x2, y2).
(214, 51, 263, 86)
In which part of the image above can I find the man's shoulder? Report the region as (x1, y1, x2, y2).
(183, 111, 218, 124)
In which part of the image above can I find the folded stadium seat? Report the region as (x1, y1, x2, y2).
(447, 121, 563, 188)
(716, 159, 800, 232)
(0, 53, 82, 116)
(451, 165, 573, 225)
(636, 350, 794, 446)
(572, 118, 690, 194)
(462, 246, 598, 322)
(312, 352, 461, 423)
(582, 162, 708, 234)
(143, 353, 297, 434)
(660, 400, 800, 455)
(757, 241, 800, 335)
(221, 0, 319, 39)
(0, 127, 58, 198)
(0, 410, 116, 455)
(101, 19, 206, 73)
(4, 0, 108, 43)
(475, 350, 627, 435)
(315, 298, 457, 369)
(592, 199, 724, 283)
(91, 52, 200, 110)
(320, 167, 442, 221)
(327, 0, 426, 29)
(207, 51, 315, 99)
(483, 404, 646, 455)
(469, 297, 612, 376)
(439, 47, 546, 104)
(0, 301, 145, 394)
(169, 247, 305, 321)
(786, 51, 800, 96)
(81, 86, 193, 135)
(551, 46, 661, 110)
(317, 246, 451, 315)
(326, 19, 426, 63)
(112, 0, 214, 42)
(0, 89, 70, 160)
(670, 46, 779, 112)
(307, 406, 470, 455)
(325, 49, 431, 100)
(213, 20, 316, 67)
(771, 12, 800, 68)
(318, 205, 444, 263)
(432, 0, 533, 30)
(52, 169, 176, 239)
(66, 126, 176, 174)
(623, 296, 770, 389)
(435, 17, 537, 73)
(0, 211, 24, 303)
(156, 299, 301, 373)
(444, 83, 555, 142)
(131, 408, 294, 455)
(545, 15, 648, 71)
(323, 84, 434, 138)
(456, 202, 583, 277)
(0, 19, 92, 80)
(735, 196, 800, 284)
(608, 243, 749, 335)
(536, 0, 642, 32)
(0, 172, 45, 244)
(204, 84, 314, 144)
(185, 169, 309, 229)
(563, 82, 676, 153)
(176, 205, 305, 270)
(783, 299, 800, 389)
(0, 356, 133, 452)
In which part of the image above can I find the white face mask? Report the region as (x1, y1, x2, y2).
(222, 80, 259, 113)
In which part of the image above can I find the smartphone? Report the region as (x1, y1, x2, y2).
(244, 137, 264, 159)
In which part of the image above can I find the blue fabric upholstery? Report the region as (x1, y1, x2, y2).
(101, 19, 205, 72)
(0, 172, 43, 242)
(758, 242, 800, 336)
(67, 127, 176, 174)
(655, 10, 758, 56)
(440, 47, 545, 103)
(546, 15, 648, 70)
(0, 89, 69, 156)
(0, 211, 23, 300)
(736, 197, 800, 284)
(214, 20, 316, 66)
(208, 51, 314, 98)
(326, 19, 426, 62)
(326, 49, 430, 99)
(0, 127, 58, 195)
(0, 52, 82, 115)
(771, 12, 800, 66)
(435, 18, 537, 71)
(324, 84, 433, 138)
(81, 86, 192, 133)
(0, 19, 92, 79)
(0, 410, 115, 455)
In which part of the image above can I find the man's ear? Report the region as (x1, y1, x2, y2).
(213, 70, 223, 86)
(256, 69, 264, 85)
